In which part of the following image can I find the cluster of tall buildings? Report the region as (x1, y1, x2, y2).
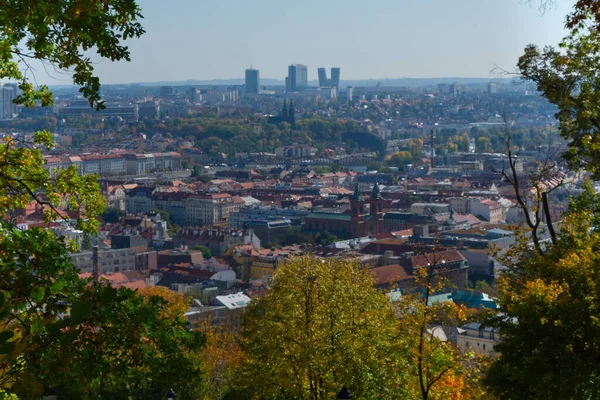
(317, 67, 340, 90)
(1, 83, 18, 120)
(244, 65, 341, 94)
(285, 64, 308, 92)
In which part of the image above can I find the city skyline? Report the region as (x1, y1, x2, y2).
(20, 0, 572, 86)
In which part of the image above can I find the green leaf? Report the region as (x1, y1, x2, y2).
(51, 279, 67, 293)
(31, 287, 45, 303)
(70, 300, 93, 324)
(30, 321, 42, 334)
(0, 331, 14, 344)
(99, 286, 117, 303)
(0, 342, 14, 355)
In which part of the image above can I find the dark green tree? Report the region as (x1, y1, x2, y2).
(102, 207, 125, 223)
(191, 245, 212, 259)
(28, 284, 205, 399)
(0, 2, 207, 398)
(314, 231, 339, 246)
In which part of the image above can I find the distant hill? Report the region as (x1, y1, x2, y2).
(123, 77, 503, 88)
(49, 76, 512, 91)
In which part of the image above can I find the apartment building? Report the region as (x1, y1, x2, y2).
(125, 186, 155, 215)
(151, 191, 187, 225)
(456, 322, 500, 357)
(185, 193, 243, 226)
(43, 152, 181, 177)
(471, 199, 505, 223)
(71, 247, 136, 274)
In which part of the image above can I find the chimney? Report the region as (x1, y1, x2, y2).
(92, 245, 99, 282)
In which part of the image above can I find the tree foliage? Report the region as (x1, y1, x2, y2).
(27, 283, 204, 399)
(482, 3, 600, 397)
(191, 245, 212, 260)
(0, 225, 84, 392)
(0, 224, 205, 399)
(518, 2, 600, 177)
(199, 321, 244, 400)
(0, 133, 105, 233)
(135, 115, 382, 156)
(232, 255, 408, 399)
(394, 251, 472, 400)
(0, 0, 144, 110)
(485, 208, 600, 399)
(102, 206, 125, 223)
(0, 2, 207, 399)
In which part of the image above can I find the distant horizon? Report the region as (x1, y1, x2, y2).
(49, 76, 518, 89)
(22, 0, 572, 87)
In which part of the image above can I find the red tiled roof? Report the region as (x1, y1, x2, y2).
(371, 264, 412, 285)
(411, 249, 465, 268)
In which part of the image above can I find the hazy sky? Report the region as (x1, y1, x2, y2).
(32, 0, 573, 85)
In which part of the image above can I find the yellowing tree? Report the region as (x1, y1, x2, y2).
(394, 251, 472, 400)
(485, 205, 600, 399)
(199, 320, 244, 400)
(231, 255, 410, 400)
(138, 285, 190, 318)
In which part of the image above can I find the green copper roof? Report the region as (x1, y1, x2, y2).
(306, 212, 351, 221)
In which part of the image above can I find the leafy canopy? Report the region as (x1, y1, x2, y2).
(232, 255, 408, 400)
(0, 132, 106, 233)
(485, 207, 600, 399)
(518, 1, 600, 177)
(28, 283, 204, 400)
(0, 1, 206, 398)
(0, 0, 144, 110)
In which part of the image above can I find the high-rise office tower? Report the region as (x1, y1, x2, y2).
(189, 88, 202, 103)
(287, 64, 308, 92)
(318, 68, 328, 87)
(3, 83, 17, 117)
(449, 82, 461, 96)
(330, 67, 340, 90)
(245, 67, 260, 95)
(487, 82, 497, 94)
(0, 86, 14, 119)
(346, 86, 354, 104)
(159, 86, 174, 96)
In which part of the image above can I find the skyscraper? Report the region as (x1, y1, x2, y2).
(0, 86, 14, 120)
(3, 83, 18, 117)
(245, 67, 260, 95)
(159, 86, 174, 96)
(449, 82, 461, 96)
(330, 67, 341, 90)
(487, 82, 497, 94)
(287, 64, 308, 92)
(346, 86, 354, 104)
(318, 68, 328, 87)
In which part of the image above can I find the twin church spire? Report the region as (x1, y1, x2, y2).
(278, 100, 295, 127)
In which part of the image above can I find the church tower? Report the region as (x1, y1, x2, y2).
(350, 183, 367, 237)
(281, 100, 288, 118)
(350, 183, 364, 220)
